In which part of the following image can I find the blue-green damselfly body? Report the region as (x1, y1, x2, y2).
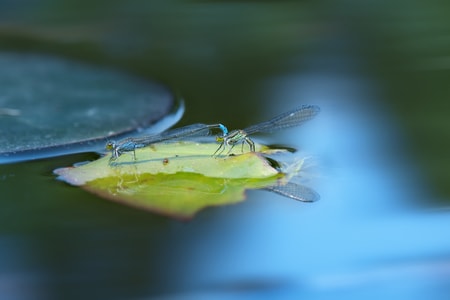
(214, 105, 320, 156)
(107, 123, 228, 162)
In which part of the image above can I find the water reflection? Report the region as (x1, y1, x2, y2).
(1, 69, 450, 299)
(148, 57, 450, 298)
(1, 2, 450, 299)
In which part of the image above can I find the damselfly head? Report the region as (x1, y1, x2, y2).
(105, 141, 116, 151)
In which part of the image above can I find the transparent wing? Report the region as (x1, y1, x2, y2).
(119, 123, 225, 147)
(265, 181, 320, 202)
(243, 105, 320, 136)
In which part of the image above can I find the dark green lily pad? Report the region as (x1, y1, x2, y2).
(0, 52, 176, 162)
(55, 141, 318, 220)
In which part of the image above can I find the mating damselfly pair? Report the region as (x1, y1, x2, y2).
(106, 105, 320, 162)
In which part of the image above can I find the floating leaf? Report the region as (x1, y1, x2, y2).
(54, 141, 314, 220)
(0, 52, 176, 162)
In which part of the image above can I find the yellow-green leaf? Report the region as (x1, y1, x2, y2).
(54, 141, 312, 220)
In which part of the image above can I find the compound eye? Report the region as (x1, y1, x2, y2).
(105, 141, 115, 150)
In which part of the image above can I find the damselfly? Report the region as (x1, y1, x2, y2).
(214, 105, 320, 156)
(107, 123, 228, 162)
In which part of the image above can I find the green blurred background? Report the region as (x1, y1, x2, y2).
(2, 0, 448, 200)
(2, 1, 450, 299)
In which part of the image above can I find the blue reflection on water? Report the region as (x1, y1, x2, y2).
(156, 69, 450, 299)
(1, 54, 450, 300)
